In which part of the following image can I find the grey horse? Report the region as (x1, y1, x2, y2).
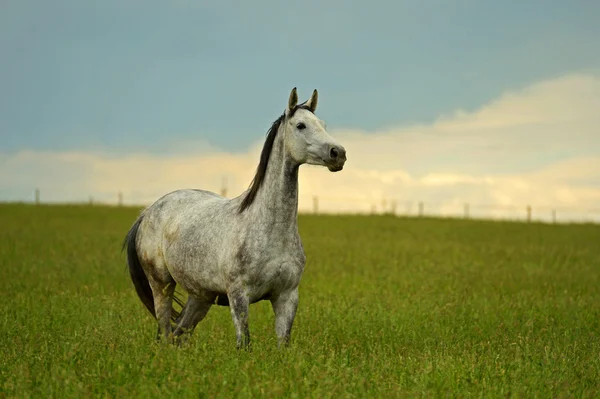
(123, 88, 347, 349)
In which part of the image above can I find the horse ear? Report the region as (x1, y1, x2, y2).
(287, 87, 298, 113)
(306, 89, 318, 112)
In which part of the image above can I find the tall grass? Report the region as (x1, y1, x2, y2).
(1, 204, 599, 397)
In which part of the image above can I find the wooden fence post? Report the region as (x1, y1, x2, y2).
(418, 201, 424, 217)
(220, 176, 228, 198)
(526, 205, 532, 222)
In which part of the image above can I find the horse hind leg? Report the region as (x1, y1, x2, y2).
(151, 281, 183, 342)
(172, 296, 213, 345)
(148, 279, 177, 343)
(137, 246, 181, 343)
(138, 258, 175, 343)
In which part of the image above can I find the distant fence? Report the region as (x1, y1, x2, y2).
(305, 196, 600, 224)
(24, 188, 600, 224)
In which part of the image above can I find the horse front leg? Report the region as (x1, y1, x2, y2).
(227, 290, 251, 350)
(270, 288, 299, 347)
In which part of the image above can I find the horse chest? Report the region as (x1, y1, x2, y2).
(245, 249, 303, 278)
(237, 228, 304, 267)
(236, 239, 305, 295)
(246, 259, 303, 299)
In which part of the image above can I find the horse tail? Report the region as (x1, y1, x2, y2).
(123, 214, 157, 319)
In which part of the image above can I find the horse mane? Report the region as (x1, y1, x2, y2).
(238, 103, 313, 213)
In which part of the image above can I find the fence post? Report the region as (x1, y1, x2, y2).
(552, 209, 556, 224)
(118, 192, 123, 206)
(313, 196, 318, 214)
(526, 205, 531, 222)
(418, 201, 424, 217)
(220, 176, 228, 198)
(35, 188, 40, 205)
(464, 203, 469, 219)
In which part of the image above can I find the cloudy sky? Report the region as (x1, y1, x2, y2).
(1, 0, 599, 221)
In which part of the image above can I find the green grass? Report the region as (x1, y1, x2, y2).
(1, 203, 599, 398)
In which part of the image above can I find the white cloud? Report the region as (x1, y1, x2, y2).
(1, 73, 599, 223)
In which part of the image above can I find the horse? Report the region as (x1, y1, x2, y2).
(122, 87, 347, 349)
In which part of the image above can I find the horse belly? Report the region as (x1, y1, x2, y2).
(163, 246, 227, 298)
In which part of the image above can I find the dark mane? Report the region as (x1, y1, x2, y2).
(238, 104, 312, 213)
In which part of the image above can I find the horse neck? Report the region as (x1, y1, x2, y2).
(250, 128, 299, 229)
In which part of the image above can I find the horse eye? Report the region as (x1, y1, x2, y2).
(296, 122, 306, 130)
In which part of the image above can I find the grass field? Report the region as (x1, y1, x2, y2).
(1, 203, 599, 398)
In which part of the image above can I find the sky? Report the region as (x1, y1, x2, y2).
(1, 0, 599, 222)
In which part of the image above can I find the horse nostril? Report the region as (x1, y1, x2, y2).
(330, 147, 339, 160)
